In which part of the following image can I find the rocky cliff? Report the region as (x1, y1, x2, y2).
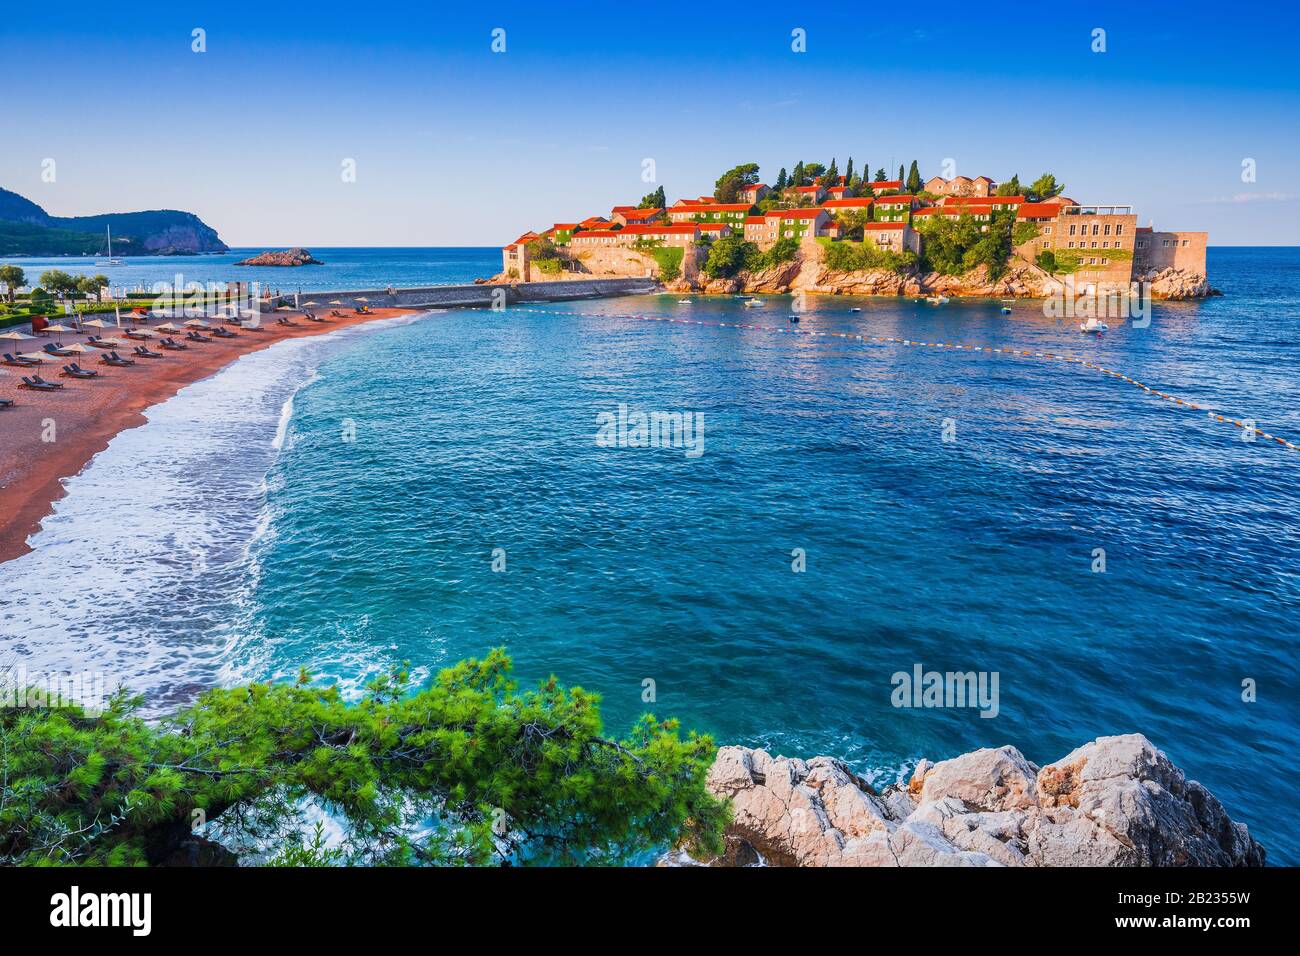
(692, 734, 1263, 867)
(0, 185, 228, 255)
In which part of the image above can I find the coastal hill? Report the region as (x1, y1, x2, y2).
(0, 185, 228, 256)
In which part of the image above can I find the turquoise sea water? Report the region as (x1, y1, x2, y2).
(2, 247, 1297, 863)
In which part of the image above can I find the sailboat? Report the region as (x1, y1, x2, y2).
(96, 225, 124, 266)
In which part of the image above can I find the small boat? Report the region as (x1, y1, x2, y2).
(788, 315, 801, 324)
(1000, 306, 1012, 314)
(1080, 317, 1109, 333)
(925, 295, 949, 305)
(95, 225, 124, 267)
(849, 307, 862, 313)
(743, 298, 764, 308)
(678, 298, 693, 304)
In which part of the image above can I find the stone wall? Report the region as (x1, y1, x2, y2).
(276, 278, 658, 312)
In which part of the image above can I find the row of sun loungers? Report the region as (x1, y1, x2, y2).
(2, 309, 351, 406)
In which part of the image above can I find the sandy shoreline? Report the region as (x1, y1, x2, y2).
(0, 307, 416, 564)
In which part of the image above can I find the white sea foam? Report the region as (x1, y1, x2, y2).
(0, 312, 432, 714)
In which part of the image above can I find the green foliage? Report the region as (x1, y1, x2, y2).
(39, 269, 79, 296)
(756, 237, 800, 268)
(77, 274, 110, 301)
(996, 174, 1022, 197)
(906, 160, 922, 194)
(774, 168, 788, 191)
(0, 221, 105, 256)
(639, 244, 684, 281)
(917, 210, 1015, 278)
(0, 650, 728, 867)
(821, 239, 916, 274)
(525, 237, 561, 261)
(1035, 249, 1058, 273)
(638, 186, 666, 209)
(873, 168, 887, 182)
(1012, 221, 1040, 245)
(713, 163, 760, 203)
(702, 235, 754, 278)
(0, 264, 24, 302)
(1026, 173, 1064, 202)
(533, 258, 563, 274)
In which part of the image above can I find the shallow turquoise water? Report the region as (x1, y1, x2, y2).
(3, 247, 1297, 863)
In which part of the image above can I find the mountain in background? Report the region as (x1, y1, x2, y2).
(0, 186, 228, 256)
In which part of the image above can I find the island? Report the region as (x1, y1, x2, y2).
(235, 247, 324, 267)
(493, 161, 1213, 300)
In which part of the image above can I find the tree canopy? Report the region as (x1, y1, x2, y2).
(0, 264, 25, 302)
(713, 163, 760, 202)
(638, 185, 666, 209)
(0, 650, 729, 866)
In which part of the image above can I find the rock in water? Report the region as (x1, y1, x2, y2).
(235, 247, 323, 267)
(698, 734, 1264, 867)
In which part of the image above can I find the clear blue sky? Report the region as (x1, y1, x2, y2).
(4, 1, 1297, 246)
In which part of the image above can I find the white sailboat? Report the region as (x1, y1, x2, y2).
(96, 225, 124, 266)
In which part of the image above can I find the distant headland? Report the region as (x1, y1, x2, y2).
(495, 160, 1213, 299)
(235, 248, 323, 267)
(0, 186, 228, 257)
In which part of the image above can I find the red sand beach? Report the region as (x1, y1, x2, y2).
(0, 308, 414, 564)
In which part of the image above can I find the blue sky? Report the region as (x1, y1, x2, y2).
(3, 1, 1298, 246)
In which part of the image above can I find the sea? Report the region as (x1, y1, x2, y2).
(1, 246, 1297, 863)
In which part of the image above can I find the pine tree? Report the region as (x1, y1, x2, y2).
(906, 160, 922, 194)
(775, 167, 788, 191)
(844, 157, 854, 187)
(874, 167, 887, 182)
(898, 164, 905, 184)
(792, 161, 806, 188)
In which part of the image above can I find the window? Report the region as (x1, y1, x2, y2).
(1116, 225, 1124, 235)
(1069, 224, 1077, 235)
(1068, 241, 1075, 248)
(1091, 224, 1099, 235)
(1091, 241, 1098, 248)
(1181, 240, 1189, 247)
(1162, 240, 1171, 247)
(1101, 258, 1109, 265)
(1104, 224, 1111, 236)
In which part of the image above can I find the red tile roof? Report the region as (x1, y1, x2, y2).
(743, 183, 768, 192)
(621, 223, 698, 234)
(744, 216, 766, 224)
(619, 207, 664, 221)
(867, 180, 903, 191)
(1016, 203, 1063, 219)
(945, 195, 1024, 205)
(823, 198, 874, 208)
(874, 195, 915, 205)
(794, 185, 823, 193)
(552, 223, 578, 230)
(865, 222, 906, 230)
(671, 203, 752, 213)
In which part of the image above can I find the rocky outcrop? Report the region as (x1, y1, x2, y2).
(700, 734, 1264, 867)
(236, 247, 323, 267)
(1140, 267, 1220, 300)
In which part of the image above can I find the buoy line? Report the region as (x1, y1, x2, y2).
(505, 306, 1299, 453)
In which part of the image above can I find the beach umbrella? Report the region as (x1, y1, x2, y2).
(18, 352, 48, 363)
(303, 301, 319, 307)
(61, 343, 88, 354)
(185, 319, 211, 328)
(154, 323, 181, 333)
(0, 331, 33, 342)
(355, 297, 369, 303)
(82, 318, 112, 329)
(43, 324, 74, 334)
(328, 300, 343, 306)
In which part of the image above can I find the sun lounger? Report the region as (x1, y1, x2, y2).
(124, 330, 150, 340)
(43, 343, 76, 357)
(134, 345, 163, 358)
(85, 336, 116, 349)
(159, 338, 188, 350)
(330, 310, 348, 317)
(277, 316, 300, 327)
(19, 375, 64, 391)
(3, 353, 39, 368)
(61, 363, 99, 379)
(0, 397, 13, 408)
(185, 331, 212, 343)
(100, 352, 136, 367)
(211, 327, 237, 338)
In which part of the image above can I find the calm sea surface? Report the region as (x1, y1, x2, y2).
(2, 247, 1297, 863)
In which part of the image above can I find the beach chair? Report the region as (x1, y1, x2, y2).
(211, 326, 237, 338)
(276, 316, 300, 327)
(61, 364, 99, 379)
(0, 397, 13, 408)
(100, 352, 136, 367)
(134, 345, 163, 359)
(86, 336, 116, 350)
(185, 331, 212, 343)
(19, 375, 64, 391)
(330, 310, 347, 318)
(159, 338, 189, 351)
(3, 353, 39, 368)
(124, 329, 150, 340)
(43, 343, 76, 357)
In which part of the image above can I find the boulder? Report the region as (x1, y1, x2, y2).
(695, 734, 1264, 867)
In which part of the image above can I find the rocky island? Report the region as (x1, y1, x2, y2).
(687, 734, 1264, 867)
(495, 161, 1214, 300)
(235, 247, 323, 267)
